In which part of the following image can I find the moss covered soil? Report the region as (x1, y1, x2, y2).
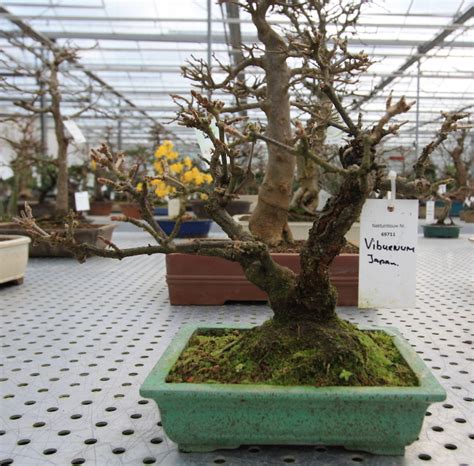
(166, 319, 418, 387)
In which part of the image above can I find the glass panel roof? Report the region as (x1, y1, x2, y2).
(0, 0, 472, 155)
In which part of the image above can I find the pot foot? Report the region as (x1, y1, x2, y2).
(178, 443, 240, 453)
(344, 443, 405, 456)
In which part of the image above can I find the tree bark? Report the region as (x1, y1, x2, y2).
(290, 94, 333, 213)
(290, 157, 320, 213)
(449, 140, 468, 188)
(49, 61, 70, 215)
(248, 2, 294, 245)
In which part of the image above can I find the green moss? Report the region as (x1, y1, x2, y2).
(166, 319, 418, 387)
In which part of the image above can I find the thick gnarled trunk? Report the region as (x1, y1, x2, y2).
(248, 4, 294, 246)
(252, 168, 374, 325)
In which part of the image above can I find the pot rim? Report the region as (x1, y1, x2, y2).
(0, 234, 31, 248)
(140, 323, 446, 401)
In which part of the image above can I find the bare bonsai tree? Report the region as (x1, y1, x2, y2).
(0, 117, 42, 212)
(443, 130, 472, 192)
(182, 0, 370, 244)
(0, 36, 106, 218)
(13, 1, 468, 384)
(433, 127, 472, 225)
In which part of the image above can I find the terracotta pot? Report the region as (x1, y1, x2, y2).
(89, 200, 113, 216)
(166, 252, 358, 306)
(0, 222, 116, 257)
(191, 200, 252, 219)
(119, 203, 142, 219)
(0, 235, 30, 285)
(460, 210, 474, 223)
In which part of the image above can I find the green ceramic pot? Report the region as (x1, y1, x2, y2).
(423, 224, 461, 238)
(140, 324, 446, 455)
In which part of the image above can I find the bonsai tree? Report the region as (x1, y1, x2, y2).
(182, 0, 370, 244)
(13, 1, 468, 386)
(429, 128, 472, 225)
(0, 36, 105, 218)
(441, 129, 473, 203)
(0, 117, 42, 219)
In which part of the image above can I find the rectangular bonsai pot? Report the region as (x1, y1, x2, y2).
(166, 253, 358, 306)
(0, 223, 116, 257)
(140, 323, 446, 456)
(0, 235, 31, 285)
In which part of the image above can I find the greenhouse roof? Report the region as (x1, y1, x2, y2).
(0, 0, 473, 154)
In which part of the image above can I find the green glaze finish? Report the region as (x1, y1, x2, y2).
(140, 324, 446, 455)
(423, 224, 461, 238)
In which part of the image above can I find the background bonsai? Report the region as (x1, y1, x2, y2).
(182, 0, 370, 244)
(429, 125, 472, 226)
(0, 35, 108, 219)
(0, 117, 42, 220)
(14, 0, 467, 386)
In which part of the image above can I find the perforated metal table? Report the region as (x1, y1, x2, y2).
(1, 224, 473, 465)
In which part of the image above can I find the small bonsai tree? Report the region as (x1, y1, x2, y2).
(0, 117, 42, 220)
(0, 36, 105, 218)
(431, 127, 472, 225)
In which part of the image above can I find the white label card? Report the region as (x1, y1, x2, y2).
(426, 200, 435, 223)
(167, 198, 181, 217)
(74, 191, 90, 211)
(358, 199, 419, 309)
(64, 120, 86, 144)
(194, 120, 220, 160)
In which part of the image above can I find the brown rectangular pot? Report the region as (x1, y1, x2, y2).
(166, 253, 358, 306)
(460, 210, 474, 223)
(0, 223, 116, 257)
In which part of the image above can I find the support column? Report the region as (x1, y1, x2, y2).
(415, 60, 421, 158)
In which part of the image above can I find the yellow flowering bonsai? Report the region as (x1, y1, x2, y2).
(137, 141, 212, 212)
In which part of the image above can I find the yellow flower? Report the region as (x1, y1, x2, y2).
(155, 140, 174, 158)
(166, 150, 179, 161)
(182, 170, 194, 184)
(136, 182, 143, 192)
(193, 172, 205, 186)
(170, 162, 184, 174)
(90, 160, 97, 171)
(153, 161, 164, 174)
(183, 156, 192, 169)
(153, 179, 171, 199)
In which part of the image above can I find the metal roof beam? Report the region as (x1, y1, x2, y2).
(351, 4, 474, 109)
(2, 13, 472, 31)
(2, 29, 473, 48)
(0, 5, 181, 140)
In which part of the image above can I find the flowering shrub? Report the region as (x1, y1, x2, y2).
(148, 140, 212, 200)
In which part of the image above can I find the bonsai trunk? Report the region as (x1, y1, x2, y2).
(449, 130, 468, 188)
(248, 171, 371, 325)
(290, 94, 332, 214)
(436, 197, 452, 225)
(290, 158, 320, 214)
(451, 146, 468, 188)
(50, 62, 70, 216)
(248, 10, 294, 246)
